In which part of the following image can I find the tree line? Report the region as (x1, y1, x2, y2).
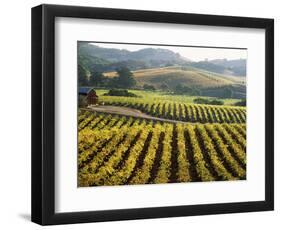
(79, 65, 136, 88)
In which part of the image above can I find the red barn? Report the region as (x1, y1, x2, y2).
(78, 87, 99, 106)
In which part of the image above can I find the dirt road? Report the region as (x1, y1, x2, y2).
(83, 105, 189, 124)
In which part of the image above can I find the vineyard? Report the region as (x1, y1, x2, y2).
(78, 111, 246, 187)
(100, 97, 246, 123)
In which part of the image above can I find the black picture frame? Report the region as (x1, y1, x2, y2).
(31, 4, 274, 225)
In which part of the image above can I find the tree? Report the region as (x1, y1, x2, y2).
(174, 84, 184, 94)
(234, 99, 246, 106)
(220, 87, 233, 98)
(174, 84, 192, 95)
(115, 67, 136, 88)
(193, 98, 224, 105)
(88, 71, 106, 87)
(78, 64, 88, 86)
(174, 84, 201, 96)
(192, 87, 201, 96)
(104, 89, 138, 97)
(143, 84, 156, 91)
(160, 83, 170, 92)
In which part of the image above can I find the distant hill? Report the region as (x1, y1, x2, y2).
(78, 43, 187, 72)
(189, 59, 246, 77)
(78, 43, 246, 77)
(206, 58, 246, 76)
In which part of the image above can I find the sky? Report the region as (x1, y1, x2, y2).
(90, 42, 247, 62)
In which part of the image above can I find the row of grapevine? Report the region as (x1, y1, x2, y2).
(102, 99, 246, 124)
(128, 124, 164, 185)
(79, 119, 146, 187)
(78, 113, 247, 186)
(78, 112, 140, 171)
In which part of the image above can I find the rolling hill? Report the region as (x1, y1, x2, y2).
(189, 59, 246, 77)
(78, 42, 246, 76)
(78, 43, 246, 98)
(104, 66, 246, 98)
(78, 42, 187, 72)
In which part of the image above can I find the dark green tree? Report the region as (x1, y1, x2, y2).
(192, 87, 201, 96)
(221, 87, 233, 98)
(78, 64, 88, 86)
(88, 71, 106, 87)
(143, 84, 156, 91)
(115, 67, 136, 88)
(234, 99, 246, 106)
(174, 84, 201, 96)
(174, 84, 184, 94)
(174, 84, 192, 95)
(159, 83, 170, 92)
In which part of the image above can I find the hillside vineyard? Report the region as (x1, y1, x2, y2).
(101, 99, 246, 123)
(78, 111, 246, 186)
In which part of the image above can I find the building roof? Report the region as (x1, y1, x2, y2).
(79, 87, 95, 95)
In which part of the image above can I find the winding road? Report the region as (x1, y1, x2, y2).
(83, 105, 189, 124)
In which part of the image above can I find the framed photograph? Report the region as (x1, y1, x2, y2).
(31, 4, 274, 225)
